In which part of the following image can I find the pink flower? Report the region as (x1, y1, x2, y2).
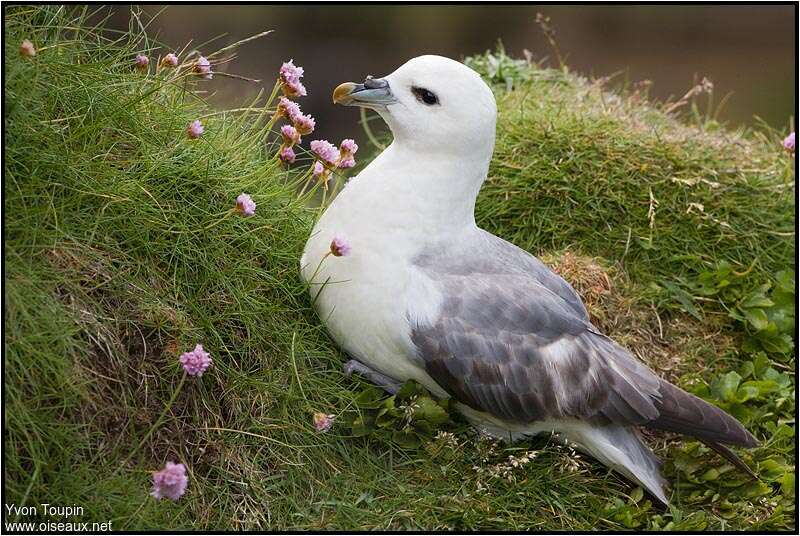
(161, 53, 179, 67)
(135, 54, 149, 70)
(186, 120, 204, 139)
(194, 56, 213, 79)
(330, 236, 351, 257)
(783, 132, 795, 153)
(313, 412, 334, 432)
(280, 124, 301, 146)
(292, 114, 315, 136)
(279, 60, 304, 84)
(338, 139, 358, 168)
(338, 157, 356, 169)
(151, 462, 188, 501)
(310, 140, 340, 165)
(179, 344, 212, 376)
(19, 39, 36, 58)
(276, 97, 301, 121)
(235, 193, 256, 216)
(279, 146, 296, 164)
(313, 161, 325, 177)
(340, 138, 358, 155)
(279, 60, 307, 98)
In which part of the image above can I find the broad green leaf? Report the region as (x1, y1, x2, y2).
(413, 396, 449, 425)
(742, 307, 769, 331)
(782, 472, 795, 495)
(713, 371, 741, 401)
(392, 430, 421, 449)
(735, 384, 760, 403)
(775, 269, 795, 293)
(740, 293, 773, 309)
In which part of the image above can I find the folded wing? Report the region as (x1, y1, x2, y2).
(409, 270, 757, 448)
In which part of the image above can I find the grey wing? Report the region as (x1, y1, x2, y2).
(476, 230, 591, 321)
(409, 271, 759, 448)
(409, 272, 662, 426)
(414, 230, 590, 321)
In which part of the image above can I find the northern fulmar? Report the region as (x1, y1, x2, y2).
(300, 55, 757, 504)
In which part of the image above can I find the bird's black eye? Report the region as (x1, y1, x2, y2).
(412, 86, 439, 106)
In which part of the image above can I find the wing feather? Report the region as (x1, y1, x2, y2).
(410, 273, 660, 426)
(410, 237, 757, 448)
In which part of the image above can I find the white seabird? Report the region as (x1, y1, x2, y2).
(300, 55, 757, 504)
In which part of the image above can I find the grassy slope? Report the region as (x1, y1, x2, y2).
(4, 8, 795, 531)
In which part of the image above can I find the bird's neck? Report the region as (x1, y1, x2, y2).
(346, 141, 491, 235)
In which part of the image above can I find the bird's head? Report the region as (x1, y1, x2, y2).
(333, 55, 496, 158)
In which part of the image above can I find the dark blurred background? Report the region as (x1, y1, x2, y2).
(108, 5, 796, 143)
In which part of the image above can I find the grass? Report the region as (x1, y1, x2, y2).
(4, 7, 796, 531)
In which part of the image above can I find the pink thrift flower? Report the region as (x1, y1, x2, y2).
(151, 462, 188, 501)
(338, 157, 356, 169)
(339, 139, 358, 157)
(310, 140, 340, 165)
(280, 124, 301, 146)
(19, 39, 36, 58)
(235, 193, 256, 216)
(161, 53, 179, 67)
(276, 97, 302, 121)
(279, 60, 304, 84)
(338, 139, 358, 168)
(279, 146, 296, 164)
(292, 114, 315, 136)
(313, 412, 335, 432)
(330, 236, 351, 257)
(279, 60, 307, 97)
(180, 344, 212, 376)
(186, 120, 204, 139)
(135, 54, 149, 70)
(783, 132, 795, 153)
(194, 56, 213, 79)
(313, 161, 325, 177)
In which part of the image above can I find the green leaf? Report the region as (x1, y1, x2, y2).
(753, 353, 771, 376)
(740, 480, 772, 499)
(351, 416, 373, 436)
(758, 458, 787, 481)
(354, 386, 385, 409)
(396, 380, 425, 401)
(740, 293, 774, 309)
(661, 281, 702, 320)
(775, 269, 795, 293)
(735, 384, 760, 403)
(740, 379, 780, 396)
(781, 472, 795, 495)
(392, 430, 421, 449)
(742, 307, 769, 331)
(712, 371, 741, 402)
(700, 468, 719, 481)
(413, 396, 449, 425)
(738, 360, 755, 379)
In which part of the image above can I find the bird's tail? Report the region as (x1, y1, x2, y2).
(560, 421, 669, 505)
(648, 379, 759, 448)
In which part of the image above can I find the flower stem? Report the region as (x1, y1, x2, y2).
(117, 373, 187, 473)
(307, 251, 332, 285)
(203, 208, 236, 230)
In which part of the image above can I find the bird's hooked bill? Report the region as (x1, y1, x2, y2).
(333, 77, 396, 108)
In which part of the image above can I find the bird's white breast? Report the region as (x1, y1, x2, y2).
(300, 170, 447, 396)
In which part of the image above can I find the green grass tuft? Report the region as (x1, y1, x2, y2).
(4, 8, 795, 531)
(467, 52, 794, 285)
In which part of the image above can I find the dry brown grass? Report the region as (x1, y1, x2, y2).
(541, 249, 737, 384)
